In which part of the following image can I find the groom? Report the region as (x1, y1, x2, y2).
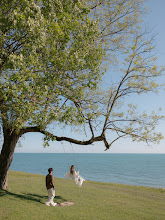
(45, 168, 57, 206)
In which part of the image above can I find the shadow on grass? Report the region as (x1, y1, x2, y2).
(0, 189, 67, 204)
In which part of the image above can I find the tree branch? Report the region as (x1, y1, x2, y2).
(19, 126, 105, 146)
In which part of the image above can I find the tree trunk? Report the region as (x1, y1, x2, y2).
(0, 129, 19, 189)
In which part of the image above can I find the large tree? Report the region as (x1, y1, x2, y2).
(0, 0, 163, 189)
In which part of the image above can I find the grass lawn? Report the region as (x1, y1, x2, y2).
(0, 171, 165, 220)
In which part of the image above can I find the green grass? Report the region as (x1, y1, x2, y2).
(0, 171, 165, 220)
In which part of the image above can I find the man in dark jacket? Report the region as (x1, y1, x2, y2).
(45, 168, 57, 206)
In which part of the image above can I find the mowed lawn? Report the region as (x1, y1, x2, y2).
(0, 171, 165, 220)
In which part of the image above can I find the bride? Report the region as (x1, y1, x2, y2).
(64, 165, 85, 187)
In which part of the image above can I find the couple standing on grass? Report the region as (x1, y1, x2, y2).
(45, 165, 85, 206)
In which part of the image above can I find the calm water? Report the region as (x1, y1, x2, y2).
(10, 153, 165, 188)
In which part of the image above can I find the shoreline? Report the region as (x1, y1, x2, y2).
(9, 170, 165, 190)
(11, 153, 165, 189)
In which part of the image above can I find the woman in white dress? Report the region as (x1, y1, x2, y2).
(64, 165, 85, 187)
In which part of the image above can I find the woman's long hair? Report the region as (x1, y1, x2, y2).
(70, 165, 74, 175)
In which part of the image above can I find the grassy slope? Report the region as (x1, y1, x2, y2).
(0, 171, 165, 220)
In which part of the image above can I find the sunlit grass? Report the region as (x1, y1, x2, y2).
(0, 171, 165, 220)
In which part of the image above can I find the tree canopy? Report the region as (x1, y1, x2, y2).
(0, 0, 164, 146)
(0, 0, 164, 188)
(0, 0, 105, 131)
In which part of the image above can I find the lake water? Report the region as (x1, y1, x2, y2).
(10, 153, 165, 188)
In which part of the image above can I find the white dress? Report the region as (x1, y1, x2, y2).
(64, 171, 85, 187)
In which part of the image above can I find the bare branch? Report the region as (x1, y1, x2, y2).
(90, 1, 104, 10)
(19, 126, 105, 146)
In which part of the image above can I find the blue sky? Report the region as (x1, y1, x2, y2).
(15, 0, 165, 153)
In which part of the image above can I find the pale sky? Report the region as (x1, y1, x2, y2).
(14, 0, 165, 153)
